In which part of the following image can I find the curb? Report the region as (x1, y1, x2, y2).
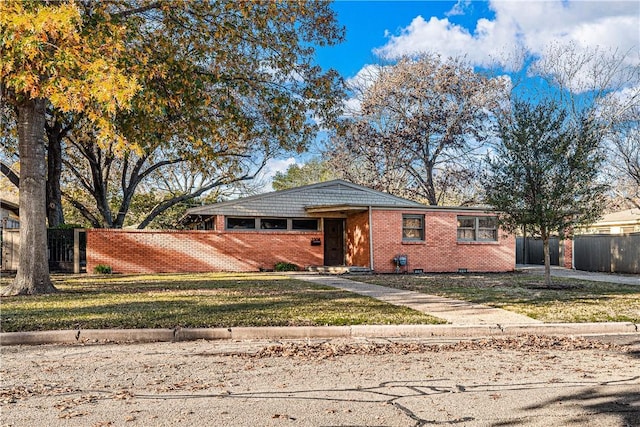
(1, 322, 637, 346)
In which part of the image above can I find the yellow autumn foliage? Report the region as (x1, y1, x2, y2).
(0, 0, 140, 150)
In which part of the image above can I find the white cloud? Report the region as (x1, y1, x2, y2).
(343, 64, 383, 115)
(446, 0, 471, 17)
(262, 157, 297, 181)
(372, 0, 639, 76)
(373, 14, 521, 70)
(252, 157, 297, 192)
(346, 64, 381, 90)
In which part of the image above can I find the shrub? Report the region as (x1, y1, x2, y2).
(274, 262, 298, 272)
(93, 264, 112, 274)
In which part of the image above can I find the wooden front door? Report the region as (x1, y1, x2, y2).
(323, 219, 344, 266)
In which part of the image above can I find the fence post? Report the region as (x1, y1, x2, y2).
(74, 228, 80, 274)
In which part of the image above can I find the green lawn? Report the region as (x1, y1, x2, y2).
(351, 272, 640, 323)
(0, 273, 443, 332)
(2, 272, 637, 332)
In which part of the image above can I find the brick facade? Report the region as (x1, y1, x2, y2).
(87, 229, 323, 274)
(86, 209, 516, 274)
(561, 238, 573, 269)
(369, 210, 515, 273)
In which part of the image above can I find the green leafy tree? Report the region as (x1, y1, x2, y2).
(1, 0, 344, 294)
(56, 1, 345, 229)
(272, 158, 336, 191)
(483, 99, 608, 286)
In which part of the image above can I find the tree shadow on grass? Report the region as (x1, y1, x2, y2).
(0, 289, 437, 332)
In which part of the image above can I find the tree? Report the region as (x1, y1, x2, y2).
(3, 1, 345, 232)
(1, 1, 344, 294)
(527, 42, 640, 210)
(1, 1, 139, 295)
(272, 158, 336, 191)
(60, 127, 260, 229)
(328, 54, 509, 205)
(483, 99, 608, 286)
(605, 103, 640, 209)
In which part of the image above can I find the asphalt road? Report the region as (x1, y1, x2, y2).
(1, 335, 639, 427)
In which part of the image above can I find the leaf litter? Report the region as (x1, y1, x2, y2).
(216, 335, 621, 360)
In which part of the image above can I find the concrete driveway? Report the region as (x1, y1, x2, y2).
(517, 265, 640, 286)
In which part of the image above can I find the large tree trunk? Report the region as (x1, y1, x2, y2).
(46, 122, 65, 227)
(2, 99, 56, 296)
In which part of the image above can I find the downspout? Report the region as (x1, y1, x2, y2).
(368, 206, 374, 271)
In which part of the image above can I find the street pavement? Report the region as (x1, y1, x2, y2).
(1, 270, 639, 426)
(1, 336, 639, 426)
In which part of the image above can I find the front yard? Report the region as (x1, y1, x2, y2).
(1, 271, 638, 332)
(351, 272, 640, 323)
(0, 273, 442, 332)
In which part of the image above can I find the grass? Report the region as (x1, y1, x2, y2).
(0, 273, 443, 332)
(351, 272, 640, 323)
(2, 271, 637, 332)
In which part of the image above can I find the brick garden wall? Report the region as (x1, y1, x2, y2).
(86, 229, 323, 274)
(562, 238, 573, 269)
(371, 210, 515, 273)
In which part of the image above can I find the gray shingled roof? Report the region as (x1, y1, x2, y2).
(185, 180, 425, 218)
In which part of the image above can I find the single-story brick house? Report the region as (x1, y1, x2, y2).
(87, 180, 515, 274)
(182, 179, 515, 272)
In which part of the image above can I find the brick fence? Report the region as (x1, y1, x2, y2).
(87, 229, 324, 274)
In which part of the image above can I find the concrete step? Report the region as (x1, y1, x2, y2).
(306, 266, 372, 274)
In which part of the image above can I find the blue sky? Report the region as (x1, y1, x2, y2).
(316, 1, 495, 78)
(259, 0, 640, 189)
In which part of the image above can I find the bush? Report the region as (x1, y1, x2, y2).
(93, 264, 112, 274)
(274, 262, 298, 272)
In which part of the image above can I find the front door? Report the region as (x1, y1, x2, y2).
(324, 219, 344, 266)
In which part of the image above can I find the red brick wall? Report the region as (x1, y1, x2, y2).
(87, 229, 323, 274)
(87, 210, 515, 274)
(345, 211, 370, 267)
(371, 210, 515, 273)
(562, 238, 573, 269)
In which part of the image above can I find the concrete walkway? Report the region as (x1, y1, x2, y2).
(296, 275, 542, 325)
(517, 264, 640, 286)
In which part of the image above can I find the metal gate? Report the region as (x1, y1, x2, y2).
(2, 228, 86, 273)
(574, 233, 640, 273)
(47, 229, 86, 273)
(516, 237, 560, 265)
